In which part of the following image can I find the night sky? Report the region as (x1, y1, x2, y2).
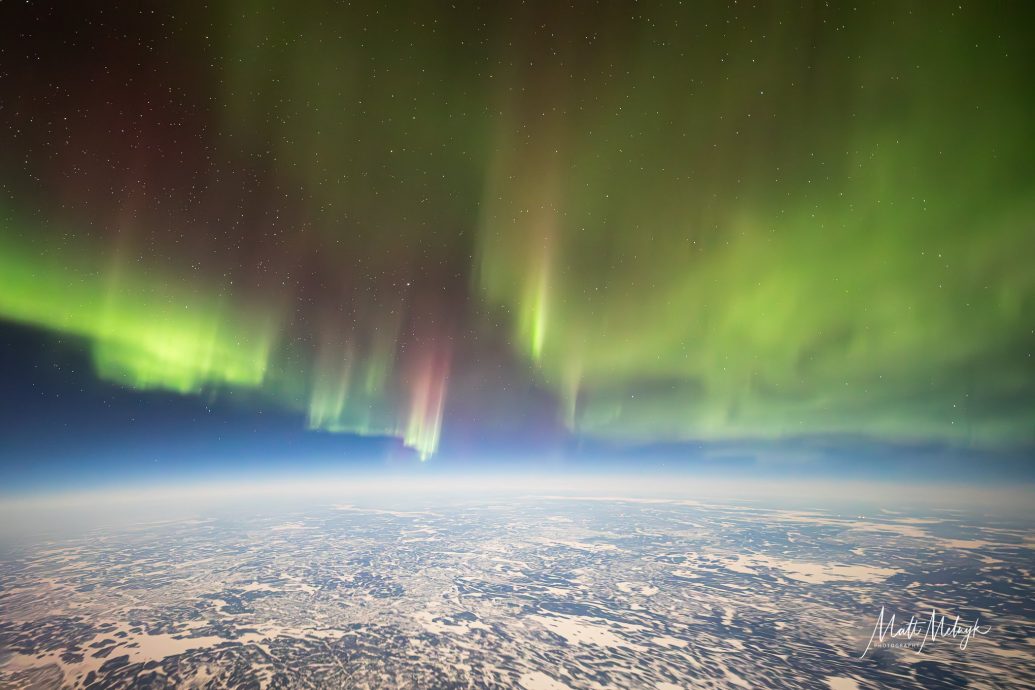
(1, 1, 1032, 488)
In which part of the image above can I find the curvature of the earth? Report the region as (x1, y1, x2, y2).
(1, 495, 1033, 689)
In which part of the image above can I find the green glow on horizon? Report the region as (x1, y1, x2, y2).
(0, 229, 275, 394)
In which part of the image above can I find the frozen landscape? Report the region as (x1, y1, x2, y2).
(1, 494, 1032, 689)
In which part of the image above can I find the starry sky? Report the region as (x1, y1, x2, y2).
(1, 1, 1032, 487)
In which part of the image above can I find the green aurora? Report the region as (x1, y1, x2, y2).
(0, 1, 1032, 458)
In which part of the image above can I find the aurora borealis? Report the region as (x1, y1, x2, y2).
(0, 1, 1032, 471)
